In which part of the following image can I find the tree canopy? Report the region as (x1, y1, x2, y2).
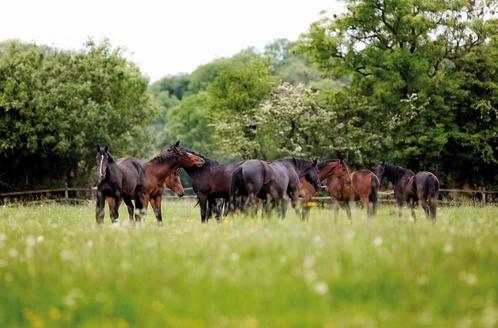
(0, 40, 153, 191)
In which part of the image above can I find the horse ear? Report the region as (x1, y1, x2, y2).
(96, 146, 100, 152)
(313, 159, 318, 166)
(104, 145, 108, 152)
(381, 159, 385, 164)
(174, 141, 180, 148)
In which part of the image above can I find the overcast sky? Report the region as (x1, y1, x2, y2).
(1, 0, 344, 82)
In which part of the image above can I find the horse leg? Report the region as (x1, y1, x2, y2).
(134, 187, 146, 222)
(361, 197, 371, 220)
(370, 199, 377, 218)
(198, 194, 208, 223)
(420, 199, 430, 219)
(342, 201, 352, 222)
(96, 192, 105, 224)
(122, 196, 134, 222)
(279, 196, 289, 219)
(215, 199, 223, 221)
(143, 193, 150, 213)
(110, 196, 121, 223)
(396, 198, 403, 222)
(428, 197, 437, 222)
(151, 196, 163, 225)
(330, 198, 339, 222)
(410, 199, 417, 223)
(290, 190, 302, 219)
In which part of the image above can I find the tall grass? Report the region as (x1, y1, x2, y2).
(0, 201, 497, 327)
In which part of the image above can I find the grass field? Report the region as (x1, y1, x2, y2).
(0, 201, 497, 327)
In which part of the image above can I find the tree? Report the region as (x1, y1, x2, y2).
(298, 0, 498, 186)
(208, 56, 274, 158)
(0, 40, 153, 191)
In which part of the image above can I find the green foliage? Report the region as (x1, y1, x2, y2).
(162, 92, 221, 157)
(207, 56, 274, 158)
(0, 202, 497, 326)
(0, 40, 153, 191)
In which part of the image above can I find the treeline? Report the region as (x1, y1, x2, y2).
(151, 0, 498, 189)
(0, 40, 154, 191)
(1, 0, 497, 192)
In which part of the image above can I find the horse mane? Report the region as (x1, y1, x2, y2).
(317, 159, 340, 170)
(181, 148, 219, 168)
(107, 152, 115, 163)
(384, 163, 415, 181)
(277, 158, 314, 171)
(147, 150, 178, 164)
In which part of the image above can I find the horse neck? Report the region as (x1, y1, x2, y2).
(385, 165, 414, 185)
(106, 161, 121, 182)
(319, 162, 341, 180)
(278, 159, 309, 176)
(183, 160, 214, 178)
(145, 160, 177, 181)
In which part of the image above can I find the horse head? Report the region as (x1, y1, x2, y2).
(96, 145, 114, 185)
(375, 159, 386, 183)
(335, 159, 352, 186)
(300, 159, 321, 191)
(165, 169, 184, 198)
(167, 141, 205, 168)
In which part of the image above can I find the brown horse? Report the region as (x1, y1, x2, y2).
(143, 141, 205, 224)
(299, 159, 351, 218)
(323, 170, 379, 220)
(375, 160, 439, 221)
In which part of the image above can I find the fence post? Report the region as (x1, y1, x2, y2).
(64, 183, 69, 200)
(481, 190, 486, 206)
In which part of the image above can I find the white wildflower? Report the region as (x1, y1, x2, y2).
(313, 281, 329, 295)
(373, 236, 383, 247)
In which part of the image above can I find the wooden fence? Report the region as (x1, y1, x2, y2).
(0, 185, 497, 205)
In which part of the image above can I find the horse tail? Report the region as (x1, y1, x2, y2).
(230, 166, 245, 211)
(424, 174, 439, 220)
(369, 173, 379, 205)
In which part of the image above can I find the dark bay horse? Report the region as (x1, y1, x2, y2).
(299, 159, 352, 219)
(181, 150, 239, 222)
(231, 158, 320, 219)
(143, 141, 205, 224)
(95, 146, 145, 224)
(375, 160, 439, 221)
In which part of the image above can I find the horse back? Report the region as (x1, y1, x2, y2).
(116, 157, 145, 195)
(414, 171, 439, 199)
(351, 170, 377, 200)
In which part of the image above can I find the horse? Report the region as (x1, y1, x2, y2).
(143, 141, 205, 224)
(230, 158, 320, 219)
(164, 169, 184, 198)
(324, 170, 379, 220)
(299, 159, 352, 219)
(181, 150, 239, 222)
(375, 160, 439, 221)
(95, 146, 145, 224)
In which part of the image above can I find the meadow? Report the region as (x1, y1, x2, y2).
(0, 201, 497, 327)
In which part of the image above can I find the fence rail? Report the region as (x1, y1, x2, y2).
(0, 186, 497, 205)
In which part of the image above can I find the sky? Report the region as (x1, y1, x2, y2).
(0, 0, 344, 82)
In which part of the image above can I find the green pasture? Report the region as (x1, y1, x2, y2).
(0, 201, 497, 327)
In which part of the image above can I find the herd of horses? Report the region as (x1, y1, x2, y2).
(95, 142, 440, 224)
